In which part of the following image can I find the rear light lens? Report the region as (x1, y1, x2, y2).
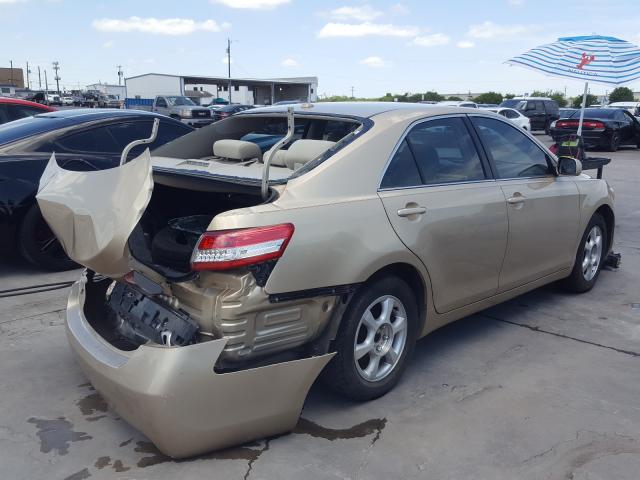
(555, 120, 604, 129)
(191, 223, 294, 271)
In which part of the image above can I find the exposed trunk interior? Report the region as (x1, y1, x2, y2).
(128, 172, 268, 277)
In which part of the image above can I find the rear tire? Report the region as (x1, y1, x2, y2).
(561, 213, 607, 293)
(322, 276, 418, 401)
(608, 133, 620, 152)
(18, 204, 78, 271)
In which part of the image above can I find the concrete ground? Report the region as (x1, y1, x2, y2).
(1, 136, 639, 480)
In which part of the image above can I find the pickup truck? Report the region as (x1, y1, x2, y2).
(152, 95, 213, 127)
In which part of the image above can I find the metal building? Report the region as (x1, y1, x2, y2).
(124, 73, 318, 105)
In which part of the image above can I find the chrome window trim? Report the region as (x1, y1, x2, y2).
(379, 178, 497, 193)
(377, 113, 492, 192)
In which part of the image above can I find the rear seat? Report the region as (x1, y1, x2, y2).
(264, 139, 335, 170)
(213, 139, 262, 162)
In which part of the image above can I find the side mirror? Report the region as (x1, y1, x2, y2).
(558, 156, 582, 176)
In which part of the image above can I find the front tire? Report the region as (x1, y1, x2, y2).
(562, 213, 607, 293)
(322, 276, 418, 401)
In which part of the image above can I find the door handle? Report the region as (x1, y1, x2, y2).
(507, 194, 525, 205)
(397, 206, 427, 217)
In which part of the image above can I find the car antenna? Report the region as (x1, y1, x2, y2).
(262, 106, 295, 200)
(119, 118, 160, 165)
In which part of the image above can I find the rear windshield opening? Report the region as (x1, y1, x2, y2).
(151, 113, 364, 176)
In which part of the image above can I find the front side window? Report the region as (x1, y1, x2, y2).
(471, 116, 551, 179)
(381, 117, 486, 188)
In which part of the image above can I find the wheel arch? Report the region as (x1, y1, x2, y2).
(363, 262, 428, 335)
(594, 204, 615, 253)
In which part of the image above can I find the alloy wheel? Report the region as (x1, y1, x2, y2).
(353, 295, 408, 382)
(582, 225, 603, 281)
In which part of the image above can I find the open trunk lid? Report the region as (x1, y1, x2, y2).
(36, 150, 153, 277)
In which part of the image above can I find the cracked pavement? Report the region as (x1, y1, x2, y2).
(1, 137, 639, 479)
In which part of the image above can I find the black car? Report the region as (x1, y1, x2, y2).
(558, 108, 578, 118)
(549, 108, 640, 152)
(500, 97, 560, 133)
(0, 109, 193, 270)
(210, 104, 254, 121)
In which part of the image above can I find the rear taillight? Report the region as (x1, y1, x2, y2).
(191, 223, 294, 271)
(219, 112, 230, 117)
(555, 120, 604, 129)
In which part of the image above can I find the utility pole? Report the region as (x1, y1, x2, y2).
(38, 66, 42, 89)
(44, 70, 49, 95)
(117, 65, 123, 85)
(227, 38, 232, 104)
(26, 61, 31, 89)
(52, 61, 61, 94)
(351, 86, 354, 99)
(9, 60, 13, 86)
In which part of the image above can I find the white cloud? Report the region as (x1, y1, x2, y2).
(457, 40, 475, 48)
(466, 21, 534, 39)
(329, 5, 382, 22)
(389, 3, 409, 15)
(411, 33, 450, 47)
(281, 58, 299, 67)
(212, 0, 289, 9)
(102, 40, 114, 48)
(359, 56, 389, 68)
(318, 22, 419, 38)
(92, 17, 225, 35)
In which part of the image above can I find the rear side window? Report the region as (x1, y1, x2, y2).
(471, 117, 551, 179)
(381, 117, 486, 189)
(380, 140, 421, 189)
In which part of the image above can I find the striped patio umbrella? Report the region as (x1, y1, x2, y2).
(507, 35, 640, 135)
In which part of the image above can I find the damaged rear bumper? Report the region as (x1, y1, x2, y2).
(66, 273, 333, 458)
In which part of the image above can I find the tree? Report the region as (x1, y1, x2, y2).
(572, 94, 598, 108)
(504, 93, 516, 99)
(608, 87, 635, 103)
(423, 91, 444, 102)
(446, 95, 463, 101)
(472, 92, 503, 105)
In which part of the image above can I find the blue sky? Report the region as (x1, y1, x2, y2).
(2, 0, 640, 97)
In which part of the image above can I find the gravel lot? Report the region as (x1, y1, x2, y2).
(1, 135, 639, 480)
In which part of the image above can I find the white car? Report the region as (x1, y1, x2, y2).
(61, 96, 74, 106)
(607, 101, 640, 117)
(437, 100, 478, 109)
(484, 107, 531, 130)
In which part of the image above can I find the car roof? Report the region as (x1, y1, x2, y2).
(240, 101, 481, 119)
(0, 109, 186, 147)
(0, 96, 54, 109)
(33, 108, 162, 121)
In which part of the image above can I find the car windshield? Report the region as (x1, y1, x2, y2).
(166, 96, 196, 106)
(567, 109, 619, 119)
(500, 99, 527, 110)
